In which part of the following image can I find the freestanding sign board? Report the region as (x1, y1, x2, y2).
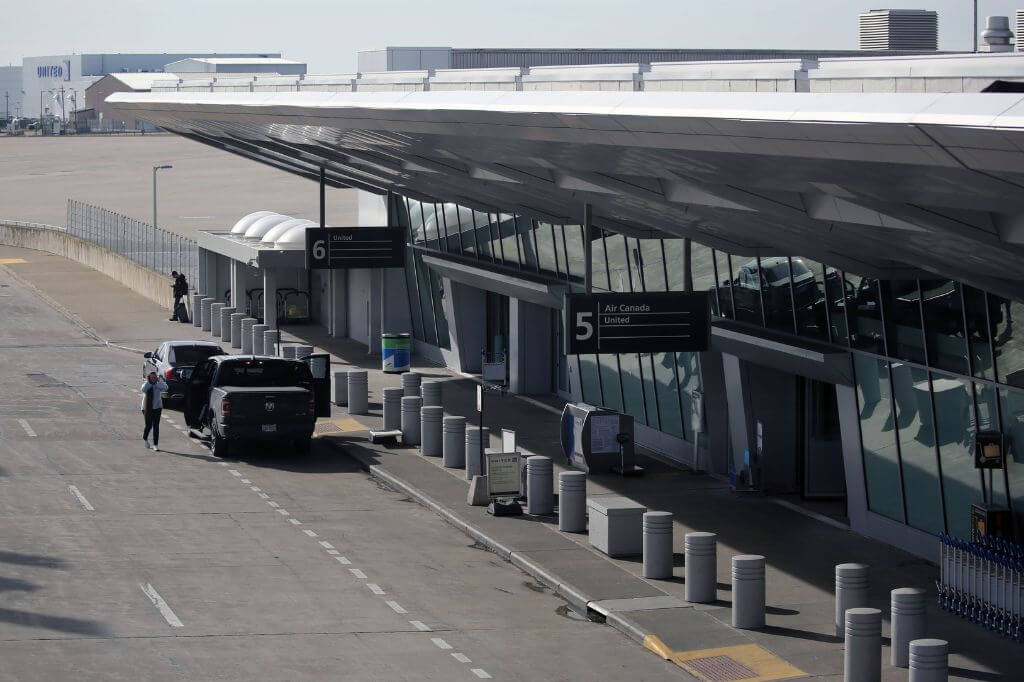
(486, 451, 522, 499)
(305, 227, 405, 270)
(565, 292, 710, 355)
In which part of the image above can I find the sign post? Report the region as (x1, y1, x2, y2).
(565, 291, 710, 355)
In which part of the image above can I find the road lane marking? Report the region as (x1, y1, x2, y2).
(240, 478, 251, 484)
(303, 529, 318, 538)
(140, 583, 184, 628)
(410, 620, 431, 631)
(217, 462, 228, 466)
(335, 556, 351, 565)
(289, 518, 302, 525)
(250, 486, 261, 492)
(386, 600, 407, 614)
(471, 669, 491, 679)
(229, 470, 241, 477)
(318, 541, 334, 549)
(276, 509, 290, 516)
(349, 568, 367, 579)
(258, 493, 270, 499)
(431, 638, 452, 650)
(367, 583, 385, 595)
(452, 653, 471, 664)
(17, 420, 36, 437)
(267, 501, 279, 508)
(68, 485, 94, 511)
(326, 549, 339, 555)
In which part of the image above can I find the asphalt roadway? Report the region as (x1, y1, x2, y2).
(0, 259, 683, 680)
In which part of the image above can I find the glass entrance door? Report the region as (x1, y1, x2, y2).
(802, 378, 847, 499)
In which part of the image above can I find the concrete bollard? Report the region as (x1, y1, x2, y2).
(210, 302, 225, 337)
(420, 406, 443, 456)
(240, 318, 256, 354)
(401, 396, 422, 446)
(891, 588, 928, 668)
(465, 427, 488, 480)
(526, 456, 554, 515)
(332, 370, 348, 406)
(192, 293, 204, 327)
(443, 416, 466, 468)
(844, 608, 881, 682)
(835, 563, 870, 638)
(220, 307, 236, 342)
(643, 512, 673, 580)
(200, 297, 216, 331)
(230, 312, 245, 349)
(382, 387, 403, 431)
(252, 324, 268, 355)
(421, 380, 442, 407)
(684, 532, 718, 603)
(909, 639, 947, 682)
(402, 372, 421, 397)
(347, 370, 368, 415)
(732, 555, 766, 629)
(263, 329, 279, 357)
(558, 471, 587, 532)
(294, 344, 313, 360)
(282, 345, 296, 359)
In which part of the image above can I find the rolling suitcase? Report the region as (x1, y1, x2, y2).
(175, 301, 190, 324)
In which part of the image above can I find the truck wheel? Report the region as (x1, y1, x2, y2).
(212, 431, 229, 458)
(294, 437, 311, 454)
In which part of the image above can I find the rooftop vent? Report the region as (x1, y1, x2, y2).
(982, 16, 1015, 52)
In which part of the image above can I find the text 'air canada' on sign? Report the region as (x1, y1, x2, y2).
(305, 227, 405, 270)
(565, 291, 710, 354)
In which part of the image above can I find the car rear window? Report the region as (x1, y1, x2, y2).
(172, 345, 223, 365)
(217, 360, 312, 388)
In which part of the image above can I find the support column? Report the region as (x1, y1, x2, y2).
(230, 260, 246, 311)
(198, 247, 209, 295)
(722, 353, 752, 483)
(263, 268, 278, 330)
(509, 298, 552, 395)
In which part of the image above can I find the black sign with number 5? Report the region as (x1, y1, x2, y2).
(565, 292, 710, 354)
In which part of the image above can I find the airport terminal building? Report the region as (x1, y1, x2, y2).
(110, 50, 1024, 560)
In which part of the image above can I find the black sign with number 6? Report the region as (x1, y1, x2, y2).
(305, 227, 405, 270)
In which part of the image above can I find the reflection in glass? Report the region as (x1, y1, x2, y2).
(619, 353, 648, 426)
(691, 242, 717, 313)
(414, 251, 438, 347)
(495, 213, 520, 268)
(727, 256, 764, 325)
(794, 257, 827, 341)
(855, 355, 905, 522)
(934, 377, 983, 539)
(963, 286, 994, 380)
(715, 250, 734, 319)
(403, 247, 426, 341)
(534, 221, 558, 278)
(639, 240, 667, 292)
(605, 234, 630, 292)
(890, 363, 943, 534)
(758, 256, 796, 333)
(664, 239, 685, 291)
(993, 295, 1024, 388)
(597, 354, 624, 411)
(578, 355, 602, 405)
(677, 352, 702, 443)
(849, 276, 885, 354)
(881, 280, 925, 364)
(999, 387, 1024, 529)
(427, 266, 450, 349)
(824, 267, 850, 346)
(642, 354, 661, 431)
(515, 215, 538, 271)
(591, 231, 611, 291)
(563, 224, 586, 283)
(652, 352, 683, 438)
(921, 279, 968, 375)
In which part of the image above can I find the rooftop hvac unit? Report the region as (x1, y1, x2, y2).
(858, 9, 938, 51)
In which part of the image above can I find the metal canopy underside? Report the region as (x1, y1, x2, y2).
(110, 90, 1024, 301)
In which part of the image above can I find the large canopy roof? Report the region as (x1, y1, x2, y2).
(109, 90, 1024, 300)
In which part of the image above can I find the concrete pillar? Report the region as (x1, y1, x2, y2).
(240, 318, 256, 353)
(526, 456, 553, 515)
(465, 427, 487, 480)
(891, 588, 928, 668)
(421, 380, 442, 407)
(401, 396, 422, 446)
(282, 345, 296, 360)
(382, 387, 402, 431)
(220, 306, 236, 342)
(263, 268, 278, 331)
(252, 324, 268, 355)
(263, 329, 279, 357)
(643, 512, 673, 580)
(835, 564, 870, 638)
(558, 471, 586, 532)
(230, 313, 245, 349)
(347, 370, 367, 415)
(843, 608, 881, 682)
(333, 370, 348, 406)
(200, 297, 216, 331)
(191, 293, 204, 327)
(210, 302, 225, 337)
(731, 555, 766, 629)
(908, 639, 947, 682)
(230, 260, 246, 310)
(402, 372, 421, 397)
(420, 406, 443, 456)
(684, 532, 717, 603)
(443, 416, 466, 468)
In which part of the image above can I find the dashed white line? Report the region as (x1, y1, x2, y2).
(367, 583, 385, 595)
(325, 549, 339, 555)
(228, 469, 241, 477)
(471, 669, 491, 679)
(258, 493, 270, 499)
(318, 541, 334, 550)
(335, 556, 351, 565)
(452, 653, 471, 664)
(385, 600, 407, 614)
(303, 529, 318, 538)
(349, 568, 367, 579)
(410, 620, 431, 631)
(267, 501, 279, 508)
(276, 509, 290, 516)
(68, 485, 94, 511)
(139, 583, 184, 628)
(250, 486, 261, 492)
(17, 419, 36, 437)
(431, 638, 452, 650)
(240, 478, 251, 484)
(288, 518, 302, 525)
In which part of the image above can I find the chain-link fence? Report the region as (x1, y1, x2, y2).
(66, 199, 198, 287)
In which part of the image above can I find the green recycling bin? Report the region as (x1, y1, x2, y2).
(382, 332, 411, 373)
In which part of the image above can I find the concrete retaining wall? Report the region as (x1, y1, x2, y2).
(0, 222, 172, 310)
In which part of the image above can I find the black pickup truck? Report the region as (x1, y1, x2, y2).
(182, 355, 332, 457)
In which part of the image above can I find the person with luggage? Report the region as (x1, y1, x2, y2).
(141, 371, 167, 450)
(170, 271, 189, 321)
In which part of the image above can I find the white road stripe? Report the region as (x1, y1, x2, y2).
(240, 478, 251, 484)
(276, 509, 290, 516)
(217, 461, 228, 466)
(318, 541, 334, 550)
(288, 518, 302, 525)
(250, 486, 261, 492)
(386, 600, 407, 614)
(471, 669, 491, 679)
(452, 653, 471, 664)
(17, 419, 36, 437)
(229, 470, 241, 477)
(367, 583, 385, 595)
(267, 501, 279, 508)
(431, 638, 452, 650)
(410, 620, 431, 631)
(303, 529, 318, 538)
(68, 485, 94, 511)
(140, 583, 184, 628)
(335, 556, 352, 565)
(325, 549, 339, 555)
(349, 568, 367, 579)
(258, 493, 270, 499)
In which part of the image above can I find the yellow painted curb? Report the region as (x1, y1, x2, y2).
(673, 643, 807, 681)
(0, 258, 28, 265)
(642, 634, 675, 661)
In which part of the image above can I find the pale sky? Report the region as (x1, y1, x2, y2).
(2, 0, 1022, 71)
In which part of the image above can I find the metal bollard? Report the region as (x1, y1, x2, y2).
(230, 313, 245, 349)
(382, 387, 403, 431)
(844, 608, 881, 682)
(401, 396, 422, 446)
(200, 297, 216, 331)
(421, 380, 442, 407)
(420, 406, 443, 456)
(643, 512, 673, 580)
(443, 416, 466, 468)
(526, 456, 553, 515)
(402, 372, 421, 397)
(909, 639, 947, 682)
(465, 427, 488, 480)
(262, 329, 279, 357)
(835, 563, 870, 638)
(210, 302, 225, 337)
(332, 370, 348, 406)
(252, 324, 268, 355)
(295, 345, 313, 360)
(192, 293, 204, 327)
(347, 370, 368, 415)
(558, 471, 587, 532)
(891, 588, 927, 668)
(240, 318, 256, 354)
(685, 532, 718, 603)
(219, 307, 236, 342)
(732, 555, 766, 629)
(282, 345, 296, 359)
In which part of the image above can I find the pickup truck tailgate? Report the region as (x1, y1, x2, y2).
(215, 386, 312, 423)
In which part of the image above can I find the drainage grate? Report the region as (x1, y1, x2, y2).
(682, 655, 758, 681)
(314, 422, 343, 435)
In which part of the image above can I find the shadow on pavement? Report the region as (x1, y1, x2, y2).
(226, 438, 366, 475)
(0, 607, 111, 637)
(0, 551, 69, 570)
(947, 667, 1006, 681)
(760, 624, 841, 644)
(0, 577, 40, 594)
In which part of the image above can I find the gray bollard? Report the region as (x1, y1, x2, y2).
(465, 427, 488, 480)
(558, 471, 587, 532)
(347, 370, 368, 415)
(332, 370, 348, 406)
(263, 329, 279, 357)
(684, 532, 718, 603)
(240, 318, 256, 354)
(731, 555, 766, 629)
(835, 563, 870, 638)
(192, 293, 204, 327)
(230, 312, 245, 348)
(295, 344, 313, 359)
(282, 345, 296, 359)
(210, 302, 225, 337)
(251, 324, 268, 354)
(526, 456, 554, 515)
(219, 306, 236, 342)
(401, 396, 422, 446)
(420, 406, 443, 456)
(844, 608, 881, 682)
(891, 588, 928, 668)
(443, 416, 466, 468)
(382, 387, 403, 431)
(200, 297, 216, 331)
(643, 512, 673, 580)
(421, 380, 442, 407)
(909, 639, 947, 682)
(402, 372, 421, 397)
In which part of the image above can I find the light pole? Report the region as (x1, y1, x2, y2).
(152, 164, 173, 271)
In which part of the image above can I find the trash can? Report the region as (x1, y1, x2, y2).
(382, 333, 411, 374)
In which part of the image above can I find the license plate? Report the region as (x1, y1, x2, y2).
(262, 424, 276, 433)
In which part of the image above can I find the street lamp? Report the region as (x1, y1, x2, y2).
(152, 164, 173, 271)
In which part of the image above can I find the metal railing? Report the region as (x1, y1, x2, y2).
(66, 199, 198, 286)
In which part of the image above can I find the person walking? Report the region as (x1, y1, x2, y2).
(141, 371, 167, 450)
(170, 271, 188, 321)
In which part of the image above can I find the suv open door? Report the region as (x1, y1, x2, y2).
(300, 353, 332, 418)
(184, 359, 215, 428)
